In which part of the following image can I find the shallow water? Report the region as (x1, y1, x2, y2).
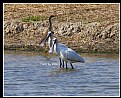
(4, 50, 119, 96)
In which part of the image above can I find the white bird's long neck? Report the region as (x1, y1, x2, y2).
(48, 37, 52, 48)
(54, 41, 58, 54)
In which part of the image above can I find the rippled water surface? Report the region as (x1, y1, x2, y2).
(4, 50, 119, 96)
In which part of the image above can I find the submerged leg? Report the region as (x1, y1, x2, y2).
(70, 63, 74, 69)
(62, 60, 64, 68)
(66, 62, 68, 69)
(59, 58, 62, 68)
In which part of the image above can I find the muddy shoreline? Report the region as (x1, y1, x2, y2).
(4, 20, 119, 54)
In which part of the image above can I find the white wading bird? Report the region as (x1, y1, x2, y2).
(40, 15, 66, 68)
(49, 38, 85, 69)
(40, 31, 68, 68)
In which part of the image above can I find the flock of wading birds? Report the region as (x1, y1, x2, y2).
(40, 15, 85, 69)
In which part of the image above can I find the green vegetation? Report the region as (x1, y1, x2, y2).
(21, 16, 47, 22)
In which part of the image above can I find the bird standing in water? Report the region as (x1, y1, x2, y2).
(40, 15, 66, 68)
(49, 37, 85, 69)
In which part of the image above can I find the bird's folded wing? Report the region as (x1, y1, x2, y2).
(61, 48, 82, 62)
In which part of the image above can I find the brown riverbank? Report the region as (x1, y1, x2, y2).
(4, 4, 119, 53)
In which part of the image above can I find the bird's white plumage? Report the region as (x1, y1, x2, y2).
(52, 38, 85, 64)
(60, 48, 85, 63)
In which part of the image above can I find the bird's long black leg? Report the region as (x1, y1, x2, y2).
(62, 60, 64, 68)
(70, 63, 74, 69)
(59, 58, 62, 68)
(66, 62, 68, 69)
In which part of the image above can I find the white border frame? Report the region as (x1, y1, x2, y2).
(3, 3, 120, 97)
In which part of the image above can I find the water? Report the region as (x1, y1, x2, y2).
(4, 50, 119, 96)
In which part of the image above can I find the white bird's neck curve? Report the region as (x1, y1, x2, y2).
(48, 37, 52, 48)
(54, 41, 59, 54)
